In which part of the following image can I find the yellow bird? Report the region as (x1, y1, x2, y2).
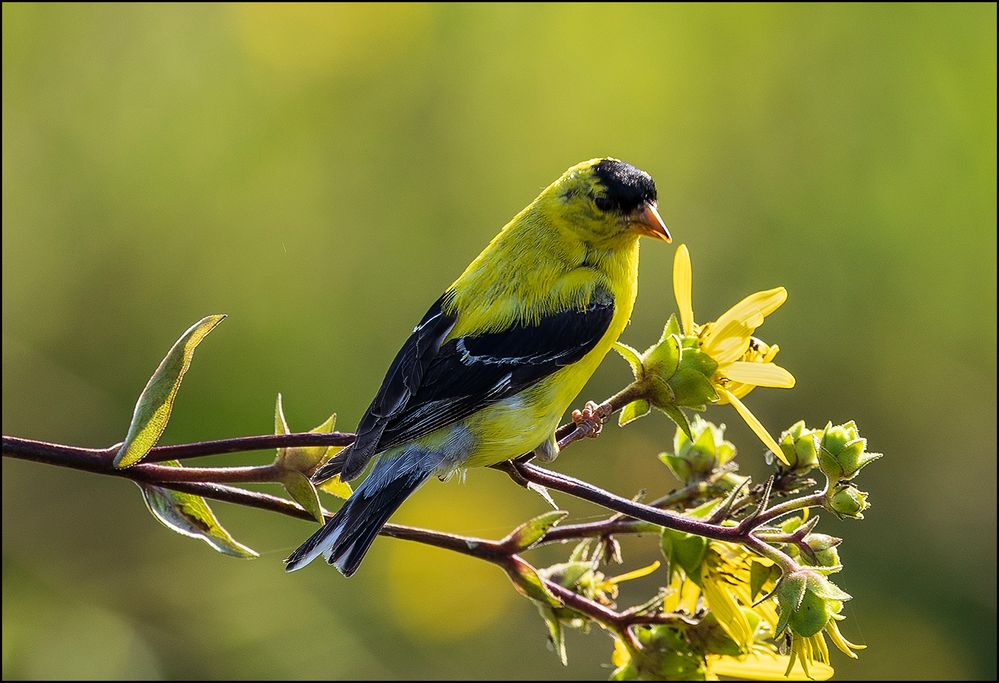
(286, 158, 670, 575)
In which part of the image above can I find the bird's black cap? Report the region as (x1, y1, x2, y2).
(593, 159, 657, 214)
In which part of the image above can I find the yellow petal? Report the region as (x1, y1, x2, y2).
(701, 567, 754, 651)
(825, 619, 865, 658)
(705, 332, 753, 365)
(663, 577, 702, 614)
(673, 244, 695, 336)
(724, 382, 757, 400)
(711, 287, 786, 340)
(721, 362, 796, 389)
(812, 633, 831, 665)
(707, 653, 834, 681)
(608, 560, 661, 585)
(762, 343, 780, 363)
(611, 636, 631, 667)
(721, 389, 790, 465)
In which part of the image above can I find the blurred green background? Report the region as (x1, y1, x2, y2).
(3, 3, 995, 680)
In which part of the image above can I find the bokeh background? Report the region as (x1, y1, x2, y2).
(3, 3, 995, 680)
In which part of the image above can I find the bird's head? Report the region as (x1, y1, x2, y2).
(539, 158, 670, 246)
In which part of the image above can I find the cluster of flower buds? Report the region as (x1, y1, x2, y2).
(817, 420, 882, 481)
(776, 419, 879, 519)
(614, 315, 719, 435)
(610, 623, 709, 681)
(659, 416, 736, 484)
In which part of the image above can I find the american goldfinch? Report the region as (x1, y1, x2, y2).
(286, 158, 670, 576)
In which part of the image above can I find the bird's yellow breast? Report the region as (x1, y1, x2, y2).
(446, 228, 641, 468)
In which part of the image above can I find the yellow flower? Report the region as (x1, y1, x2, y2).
(672, 244, 795, 463)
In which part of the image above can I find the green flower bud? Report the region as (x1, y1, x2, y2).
(661, 528, 709, 582)
(824, 484, 870, 519)
(777, 515, 805, 534)
(659, 417, 735, 483)
(660, 452, 691, 483)
(778, 420, 820, 473)
(817, 420, 882, 481)
(775, 569, 852, 638)
(629, 625, 707, 680)
(666, 345, 719, 409)
(692, 608, 762, 657)
(801, 533, 843, 569)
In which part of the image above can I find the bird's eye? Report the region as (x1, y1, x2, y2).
(595, 196, 614, 212)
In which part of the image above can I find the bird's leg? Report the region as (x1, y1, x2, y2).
(532, 432, 560, 463)
(571, 400, 609, 438)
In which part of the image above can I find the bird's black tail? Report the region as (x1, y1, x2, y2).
(285, 458, 430, 576)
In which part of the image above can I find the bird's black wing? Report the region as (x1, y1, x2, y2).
(332, 288, 615, 481)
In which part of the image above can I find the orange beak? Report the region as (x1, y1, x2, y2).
(632, 201, 671, 242)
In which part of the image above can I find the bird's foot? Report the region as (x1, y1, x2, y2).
(571, 400, 609, 438)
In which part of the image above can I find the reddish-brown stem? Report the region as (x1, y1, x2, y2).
(2, 386, 819, 638)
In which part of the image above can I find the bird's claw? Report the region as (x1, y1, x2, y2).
(571, 400, 607, 438)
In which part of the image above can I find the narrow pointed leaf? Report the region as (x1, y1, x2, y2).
(750, 561, 780, 601)
(282, 471, 325, 523)
(538, 607, 568, 666)
(662, 405, 693, 441)
(506, 510, 569, 551)
(274, 394, 341, 474)
(137, 463, 256, 558)
(618, 399, 651, 426)
(527, 482, 559, 510)
(505, 560, 563, 607)
(612, 342, 645, 380)
(663, 314, 682, 341)
(115, 315, 226, 468)
(274, 392, 289, 435)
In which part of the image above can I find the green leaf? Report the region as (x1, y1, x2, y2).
(505, 561, 563, 607)
(137, 464, 256, 558)
(506, 510, 569, 551)
(274, 393, 342, 475)
(612, 342, 645, 380)
(661, 528, 708, 583)
(663, 314, 682, 340)
(668, 368, 719, 407)
(643, 333, 681, 380)
(274, 392, 290, 435)
(658, 452, 691, 483)
(281, 471, 325, 523)
(661, 405, 692, 441)
(542, 561, 595, 589)
(318, 474, 353, 500)
(750, 561, 779, 601)
(538, 607, 568, 666)
(677, 345, 719, 378)
(618, 399, 651, 427)
(115, 315, 226, 468)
